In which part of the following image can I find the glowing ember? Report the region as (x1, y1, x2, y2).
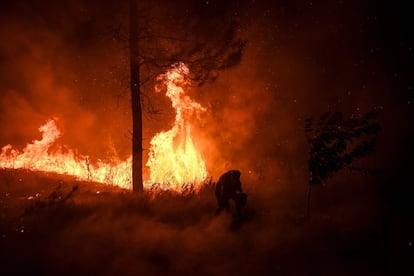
(145, 62, 207, 190)
(0, 119, 132, 189)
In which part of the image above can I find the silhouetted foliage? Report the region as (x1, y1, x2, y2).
(305, 110, 382, 185)
(304, 109, 382, 216)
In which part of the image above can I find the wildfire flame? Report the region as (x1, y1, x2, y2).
(146, 62, 207, 190)
(0, 62, 207, 191)
(0, 119, 132, 189)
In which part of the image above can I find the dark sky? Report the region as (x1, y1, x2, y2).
(0, 0, 413, 206)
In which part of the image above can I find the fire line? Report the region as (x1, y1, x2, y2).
(0, 63, 207, 191)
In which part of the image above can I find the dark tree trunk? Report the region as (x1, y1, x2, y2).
(129, 0, 143, 192)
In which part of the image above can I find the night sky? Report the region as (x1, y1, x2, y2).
(0, 0, 413, 209)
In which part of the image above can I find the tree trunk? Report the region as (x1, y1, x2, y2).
(129, 0, 143, 192)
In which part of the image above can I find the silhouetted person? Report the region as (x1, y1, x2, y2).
(215, 170, 247, 218)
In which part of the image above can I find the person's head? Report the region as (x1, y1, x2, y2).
(229, 170, 241, 182)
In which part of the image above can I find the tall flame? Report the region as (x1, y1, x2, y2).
(146, 62, 207, 190)
(0, 63, 207, 191)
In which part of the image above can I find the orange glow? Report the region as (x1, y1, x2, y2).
(0, 119, 132, 189)
(146, 62, 207, 190)
(0, 63, 207, 191)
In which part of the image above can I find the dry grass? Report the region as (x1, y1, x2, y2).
(0, 169, 411, 275)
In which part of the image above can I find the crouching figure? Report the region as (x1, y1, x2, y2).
(215, 170, 247, 218)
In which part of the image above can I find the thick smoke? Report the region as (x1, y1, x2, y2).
(0, 1, 131, 162)
(0, 0, 410, 198)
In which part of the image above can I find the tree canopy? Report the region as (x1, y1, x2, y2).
(305, 109, 382, 185)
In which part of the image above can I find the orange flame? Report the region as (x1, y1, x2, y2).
(0, 63, 207, 191)
(0, 119, 132, 189)
(146, 62, 207, 190)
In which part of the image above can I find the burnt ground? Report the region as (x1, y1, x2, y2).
(0, 169, 412, 275)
